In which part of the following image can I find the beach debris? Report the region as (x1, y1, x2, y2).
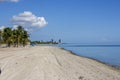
(78, 76, 84, 80)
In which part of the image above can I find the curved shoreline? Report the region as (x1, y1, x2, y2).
(0, 46, 120, 80)
(60, 47, 120, 70)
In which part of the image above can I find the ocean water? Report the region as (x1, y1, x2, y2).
(58, 44, 120, 67)
(37, 44, 120, 67)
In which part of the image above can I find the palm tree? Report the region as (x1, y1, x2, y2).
(12, 26, 29, 47)
(22, 30, 29, 47)
(2, 27, 12, 47)
(13, 26, 24, 47)
(12, 29, 18, 47)
(0, 26, 30, 47)
(0, 30, 2, 47)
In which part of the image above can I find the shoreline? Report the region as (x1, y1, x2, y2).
(0, 46, 120, 80)
(60, 47, 120, 70)
(1, 45, 120, 69)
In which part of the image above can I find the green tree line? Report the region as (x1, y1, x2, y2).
(31, 39, 62, 44)
(0, 26, 30, 47)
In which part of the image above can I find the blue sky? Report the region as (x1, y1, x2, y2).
(0, 0, 120, 44)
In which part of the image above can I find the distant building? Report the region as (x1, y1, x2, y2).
(58, 39, 61, 43)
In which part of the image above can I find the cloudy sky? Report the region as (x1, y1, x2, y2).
(0, 0, 120, 44)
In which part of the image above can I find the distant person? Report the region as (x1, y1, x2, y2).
(0, 68, 1, 74)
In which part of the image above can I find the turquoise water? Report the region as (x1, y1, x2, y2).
(37, 44, 120, 67)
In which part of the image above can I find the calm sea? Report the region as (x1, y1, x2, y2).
(38, 44, 120, 67)
(58, 44, 120, 67)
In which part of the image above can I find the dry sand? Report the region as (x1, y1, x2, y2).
(0, 46, 120, 80)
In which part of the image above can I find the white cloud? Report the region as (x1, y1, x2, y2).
(11, 0, 19, 2)
(12, 25, 18, 30)
(12, 11, 48, 28)
(0, 0, 19, 2)
(0, 26, 5, 31)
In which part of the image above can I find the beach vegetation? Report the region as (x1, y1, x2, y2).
(31, 39, 62, 45)
(0, 26, 30, 47)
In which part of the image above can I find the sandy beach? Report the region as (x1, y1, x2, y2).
(0, 46, 120, 80)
